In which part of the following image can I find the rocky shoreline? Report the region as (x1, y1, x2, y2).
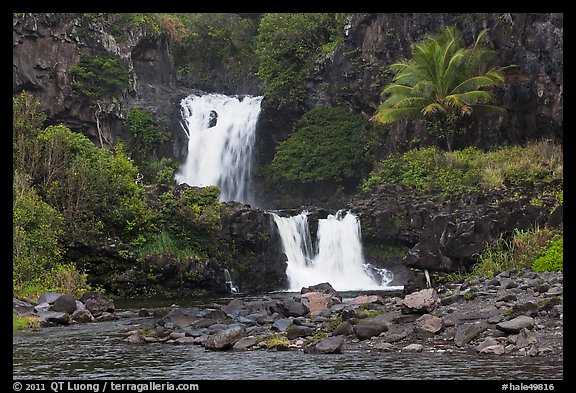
(13, 270, 563, 359)
(121, 270, 563, 358)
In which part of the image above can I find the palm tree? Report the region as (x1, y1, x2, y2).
(372, 25, 505, 151)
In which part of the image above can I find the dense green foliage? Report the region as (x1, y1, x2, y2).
(155, 185, 223, 254)
(13, 172, 65, 288)
(361, 140, 562, 197)
(269, 107, 374, 184)
(171, 13, 261, 78)
(255, 13, 346, 109)
(373, 25, 505, 151)
(70, 54, 129, 99)
(124, 108, 170, 165)
(13, 93, 153, 297)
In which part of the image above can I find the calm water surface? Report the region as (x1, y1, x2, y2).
(13, 294, 563, 381)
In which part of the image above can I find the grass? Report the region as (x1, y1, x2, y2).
(360, 139, 563, 198)
(470, 226, 562, 278)
(13, 314, 40, 330)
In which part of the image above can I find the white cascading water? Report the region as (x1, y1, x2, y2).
(271, 210, 398, 292)
(174, 93, 263, 205)
(174, 92, 399, 291)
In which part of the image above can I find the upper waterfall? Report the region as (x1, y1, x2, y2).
(175, 93, 263, 206)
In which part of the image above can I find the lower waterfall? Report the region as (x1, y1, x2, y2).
(271, 210, 398, 292)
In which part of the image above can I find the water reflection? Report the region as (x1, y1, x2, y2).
(13, 316, 562, 380)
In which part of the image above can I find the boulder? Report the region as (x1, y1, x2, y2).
(204, 325, 247, 350)
(401, 288, 439, 314)
(315, 336, 345, 354)
(51, 294, 77, 314)
(496, 316, 535, 333)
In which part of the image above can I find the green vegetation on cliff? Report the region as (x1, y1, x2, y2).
(12, 91, 246, 299)
(70, 54, 129, 99)
(255, 13, 347, 109)
(361, 140, 562, 197)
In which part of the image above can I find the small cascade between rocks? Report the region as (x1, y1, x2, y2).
(223, 268, 239, 294)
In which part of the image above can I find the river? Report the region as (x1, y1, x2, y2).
(12, 295, 563, 381)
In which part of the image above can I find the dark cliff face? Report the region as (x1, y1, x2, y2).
(14, 13, 563, 163)
(12, 13, 190, 158)
(305, 13, 563, 153)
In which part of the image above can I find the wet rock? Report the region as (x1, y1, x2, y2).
(71, 308, 93, 323)
(496, 316, 535, 333)
(221, 299, 246, 314)
(315, 336, 345, 354)
(125, 332, 145, 344)
(204, 325, 247, 350)
(414, 314, 444, 339)
(332, 321, 354, 336)
(479, 344, 505, 355)
(38, 311, 69, 326)
(174, 336, 196, 345)
(509, 302, 539, 318)
(402, 343, 423, 352)
(38, 292, 61, 305)
(80, 292, 115, 317)
(301, 282, 342, 301)
(454, 322, 488, 347)
(287, 326, 314, 340)
(348, 295, 384, 305)
(476, 337, 499, 352)
(354, 321, 389, 340)
(283, 299, 310, 317)
(232, 336, 257, 351)
(373, 341, 395, 351)
(302, 292, 340, 315)
(271, 318, 292, 332)
(51, 294, 77, 314)
(96, 312, 117, 322)
(515, 328, 537, 349)
(13, 298, 35, 314)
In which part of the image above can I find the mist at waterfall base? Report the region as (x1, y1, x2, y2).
(272, 210, 402, 292)
(175, 93, 400, 292)
(175, 93, 262, 206)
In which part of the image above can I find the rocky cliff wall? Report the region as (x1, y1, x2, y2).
(304, 13, 563, 154)
(12, 13, 190, 158)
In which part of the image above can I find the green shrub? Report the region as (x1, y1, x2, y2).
(532, 238, 563, 272)
(13, 176, 64, 287)
(269, 107, 372, 184)
(124, 108, 169, 162)
(471, 226, 562, 277)
(70, 54, 129, 99)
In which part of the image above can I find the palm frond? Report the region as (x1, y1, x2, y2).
(382, 83, 414, 97)
(444, 91, 494, 112)
(372, 107, 421, 124)
(470, 104, 506, 114)
(393, 96, 429, 108)
(451, 72, 503, 94)
(421, 102, 445, 115)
